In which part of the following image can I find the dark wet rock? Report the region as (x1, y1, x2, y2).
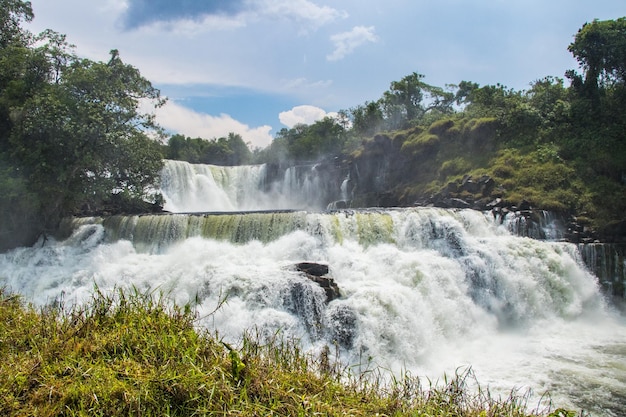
(519, 200, 532, 211)
(486, 198, 503, 208)
(295, 262, 341, 302)
(307, 275, 341, 303)
(284, 281, 324, 339)
(296, 262, 329, 276)
(326, 303, 357, 348)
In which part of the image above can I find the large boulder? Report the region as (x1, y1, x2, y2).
(296, 262, 329, 276)
(295, 262, 341, 302)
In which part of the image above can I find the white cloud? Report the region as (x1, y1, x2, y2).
(327, 25, 378, 61)
(153, 101, 273, 148)
(135, 14, 248, 37)
(256, 0, 348, 31)
(282, 77, 333, 91)
(278, 105, 336, 128)
(122, 0, 345, 36)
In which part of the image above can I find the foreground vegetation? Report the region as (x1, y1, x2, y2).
(0, 288, 577, 417)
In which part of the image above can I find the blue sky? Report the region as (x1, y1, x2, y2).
(27, 0, 625, 148)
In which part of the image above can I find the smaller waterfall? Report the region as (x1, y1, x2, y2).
(579, 243, 626, 301)
(276, 165, 328, 210)
(160, 160, 337, 212)
(340, 174, 351, 202)
(489, 209, 626, 301)
(326, 174, 353, 210)
(160, 160, 267, 212)
(494, 210, 565, 241)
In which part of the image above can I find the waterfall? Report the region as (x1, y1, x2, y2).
(160, 160, 335, 212)
(494, 209, 565, 241)
(579, 243, 626, 301)
(3, 208, 626, 414)
(1, 162, 626, 415)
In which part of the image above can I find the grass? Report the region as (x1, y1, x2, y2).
(359, 116, 626, 230)
(0, 287, 577, 416)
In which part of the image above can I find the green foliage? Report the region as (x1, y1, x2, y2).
(568, 17, 626, 90)
(0, 6, 165, 246)
(492, 150, 583, 212)
(428, 118, 456, 136)
(401, 131, 440, 156)
(399, 117, 497, 162)
(0, 0, 33, 48)
(166, 132, 252, 166)
(440, 157, 472, 178)
(350, 100, 384, 136)
(0, 287, 566, 416)
(381, 72, 455, 130)
(258, 116, 347, 163)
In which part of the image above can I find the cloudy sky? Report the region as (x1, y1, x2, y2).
(26, 0, 624, 148)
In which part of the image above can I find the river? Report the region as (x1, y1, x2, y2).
(1, 160, 624, 416)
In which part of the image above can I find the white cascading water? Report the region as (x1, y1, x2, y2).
(1, 162, 625, 416)
(160, 159, 328, 212)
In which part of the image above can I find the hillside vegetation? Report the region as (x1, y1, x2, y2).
(249, 18, 626, 238)
(165, 19, 626, 237)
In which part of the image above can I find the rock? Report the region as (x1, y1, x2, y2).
(296, 262, 329, 276)
(486, 197, 502, 208)
(295, 262, 341, 302)
(519, 200, 531, 211)
(462, 179, 481, 194)
(307, 275, 341, 303)
(327, 199, 351, 210)
(480, 177, 495, 196)
(447, 198, 471, 209)
(445, 181, 459, 193)
(326, 304, 357, 348)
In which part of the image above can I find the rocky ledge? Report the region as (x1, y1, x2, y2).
(413, 174, 625, 244)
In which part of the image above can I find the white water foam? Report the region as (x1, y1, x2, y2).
(1, 208, 625, 415)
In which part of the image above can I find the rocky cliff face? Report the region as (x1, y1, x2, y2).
(344, 130, 626, 244)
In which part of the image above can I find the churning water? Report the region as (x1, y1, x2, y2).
(1, 161, 625, 416)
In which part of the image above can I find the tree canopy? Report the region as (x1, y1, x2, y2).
(0, 0, 165, 249)
(166, 132, 252, 166)
(568, 17, 626, 90)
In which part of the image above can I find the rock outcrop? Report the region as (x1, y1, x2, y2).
(295, 262, 341, 303)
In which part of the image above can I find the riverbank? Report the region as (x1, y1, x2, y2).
(0, 288, 571, 416)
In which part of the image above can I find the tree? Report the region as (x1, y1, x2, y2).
(453, 81, 480, 106)
(381, 72, 455, 130)
(564, 18, 626, 175)
(0, 0, 33, 48)
(223, 132, 252, 165)
(164, 132, 252, 166)
(568, 17, 626, 92)
(9, 48, 165, 225)
(382, 72, 426, 129)
(261, 117, 347, 163)
(526, 76, 570, 141)
(350, 100, 384, 136)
